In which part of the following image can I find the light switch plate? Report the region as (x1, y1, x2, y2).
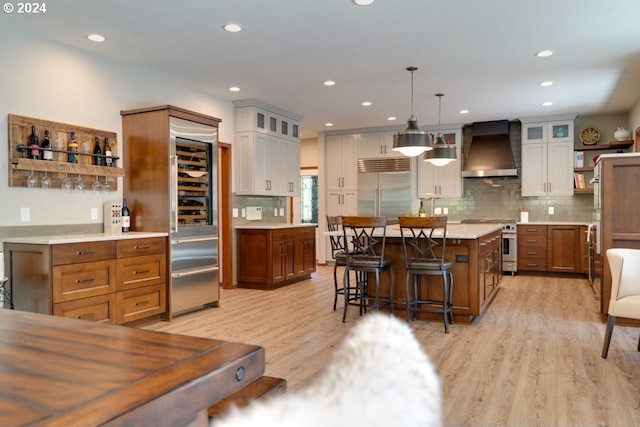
(246, 206, 263, 220)
(434, 207, 442, 215)
(279, 208, 285, 216)
(548, 206, 555, 215)
(20, 207, 30, 222)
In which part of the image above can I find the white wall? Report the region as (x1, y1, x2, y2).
(0, 25, 235, 227)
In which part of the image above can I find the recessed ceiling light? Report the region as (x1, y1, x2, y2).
(536, 50, 554, 58)
(223, 23, 242, 33)
(323, 80, 336, 86)
(542, 101, 553, 106)
(387, 117, 396, 121)
(325, 122, 334, 127)
(361, 101, 372, 106)
(229, 86, 240, 92)
(459, 109, 469, 114)
(87, 34, 105, 42)
(352, 0, 374, 5)
(539, 81, 553, 87)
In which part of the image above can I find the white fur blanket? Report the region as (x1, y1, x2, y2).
(213, 313, 442, 427)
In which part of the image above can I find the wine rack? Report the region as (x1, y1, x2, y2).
(176, 139, 211, 226)
(8, 114, 124, 190)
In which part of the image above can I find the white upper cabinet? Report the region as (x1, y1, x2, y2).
(234, 99, 303, 196)
(416, 128, 462, 198)
(520, 115, 576, 196)
(358, 131, 397, 158)
(326, 134, 358, 192)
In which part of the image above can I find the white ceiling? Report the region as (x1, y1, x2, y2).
(5, 0, 640, 137)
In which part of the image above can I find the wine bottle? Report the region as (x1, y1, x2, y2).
(29, 125, 40, 160)
(68, 132, 78, 163)
(104, 137, 113, 167)
(93, 136, 103, 166)
(41, 129, 53, 161)
(121, 198, 131, 232)
(418, 200, 426, 217)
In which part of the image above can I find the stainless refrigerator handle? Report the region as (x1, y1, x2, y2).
(171, 266, 219, 278)
(171, 236, 219, 245)
(170, 155, 178, 233)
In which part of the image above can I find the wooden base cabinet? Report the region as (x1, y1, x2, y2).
(5, 235, 167, 324)
(237, 226, 316, 290)
(517, 224, 581, 273)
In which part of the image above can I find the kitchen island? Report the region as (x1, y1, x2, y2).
(236, 224, 316, 290)
(366, 223, 504, 323)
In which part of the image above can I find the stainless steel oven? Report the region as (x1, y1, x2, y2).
(502, 223, 517, 275)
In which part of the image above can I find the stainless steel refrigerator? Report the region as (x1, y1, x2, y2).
(169, 116, 219, 316)
(357, 157, 412, 222)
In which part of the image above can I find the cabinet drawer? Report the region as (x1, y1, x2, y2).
(53, 260, 117, 303)
(53, 294, 116, 323)
(117, 237, 166, 258)
(518, 242, 547, 256)
(517, 225, 547, 236)
(295, 227, 315, 239)
(116, 284, 166, 324)
(52, 241, 116, 266)
(518, 259, 548, 271)
(117, 254, 166, 291)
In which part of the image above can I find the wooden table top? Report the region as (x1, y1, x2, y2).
(0, 309, 264, 427)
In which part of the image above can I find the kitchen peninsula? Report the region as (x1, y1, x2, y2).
(373, 222, 503, 323)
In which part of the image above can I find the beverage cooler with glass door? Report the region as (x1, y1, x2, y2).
(122, 107, 221, 317)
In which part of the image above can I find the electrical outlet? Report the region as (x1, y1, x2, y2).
(443, 207, 449, 214)
(434, 207, 442, 215)
(20, 207, 30, 222)
(241, 208, 246, 218)
(91, 208, 98, 220)
(548, 206, 555, 215)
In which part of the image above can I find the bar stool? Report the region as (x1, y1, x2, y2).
(326, 215, 347, 310)
(341, 216, 394, 322)
(399, 216, 453, 333)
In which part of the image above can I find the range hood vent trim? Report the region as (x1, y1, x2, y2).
(462, 120, 518, 178)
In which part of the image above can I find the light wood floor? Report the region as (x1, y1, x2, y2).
(143, 267, 640, 427)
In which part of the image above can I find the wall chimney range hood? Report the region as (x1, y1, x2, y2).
(462, 120, 518, 177)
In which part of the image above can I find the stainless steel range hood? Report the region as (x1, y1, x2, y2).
(462, 120, 518, 177)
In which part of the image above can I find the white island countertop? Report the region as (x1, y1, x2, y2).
(2, 231, 168, 245)
(325, 223, 503, 240)
(235, 223, 316, 230)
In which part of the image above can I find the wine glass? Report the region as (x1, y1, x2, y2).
(102, 176, 112, 193)
(26, 171, 37, 188)
(40, 171, 51, 189)
(61, 173, 73, 192)
(92, 176, 103, 192)
(74, 174, 86, 192)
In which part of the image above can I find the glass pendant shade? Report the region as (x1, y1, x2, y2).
(424, 133, 457, 166)
(392, 117, 432, 157)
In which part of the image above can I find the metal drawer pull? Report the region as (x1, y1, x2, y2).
(171, 266, 218, 278)
(135, 245, 151, 249)
(171, 236, 218, 245)
(133, 270, 150, 275)
(76, 250, 97, 255)
(79, 313, 95, 320)
(76, 278, 96, 283)
(135, 300, 150, 306)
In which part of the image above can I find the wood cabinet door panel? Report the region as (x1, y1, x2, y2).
(53, 294, 116, 323)
(52, 241, 116, 265)
(117, 254, 166, 291)
(547, 225, 580, 272)
(53, 260, 117, 303)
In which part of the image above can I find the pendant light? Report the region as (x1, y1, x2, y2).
(424, 93, 457, 166)
(392, 66, 432, 157)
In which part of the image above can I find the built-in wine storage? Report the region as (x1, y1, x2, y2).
(176, 138, 212, 226)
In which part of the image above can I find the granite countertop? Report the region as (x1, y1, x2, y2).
(325, 223, 502, 240)
(235, 223, 317, 230)
(2, 231, 168, 245)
